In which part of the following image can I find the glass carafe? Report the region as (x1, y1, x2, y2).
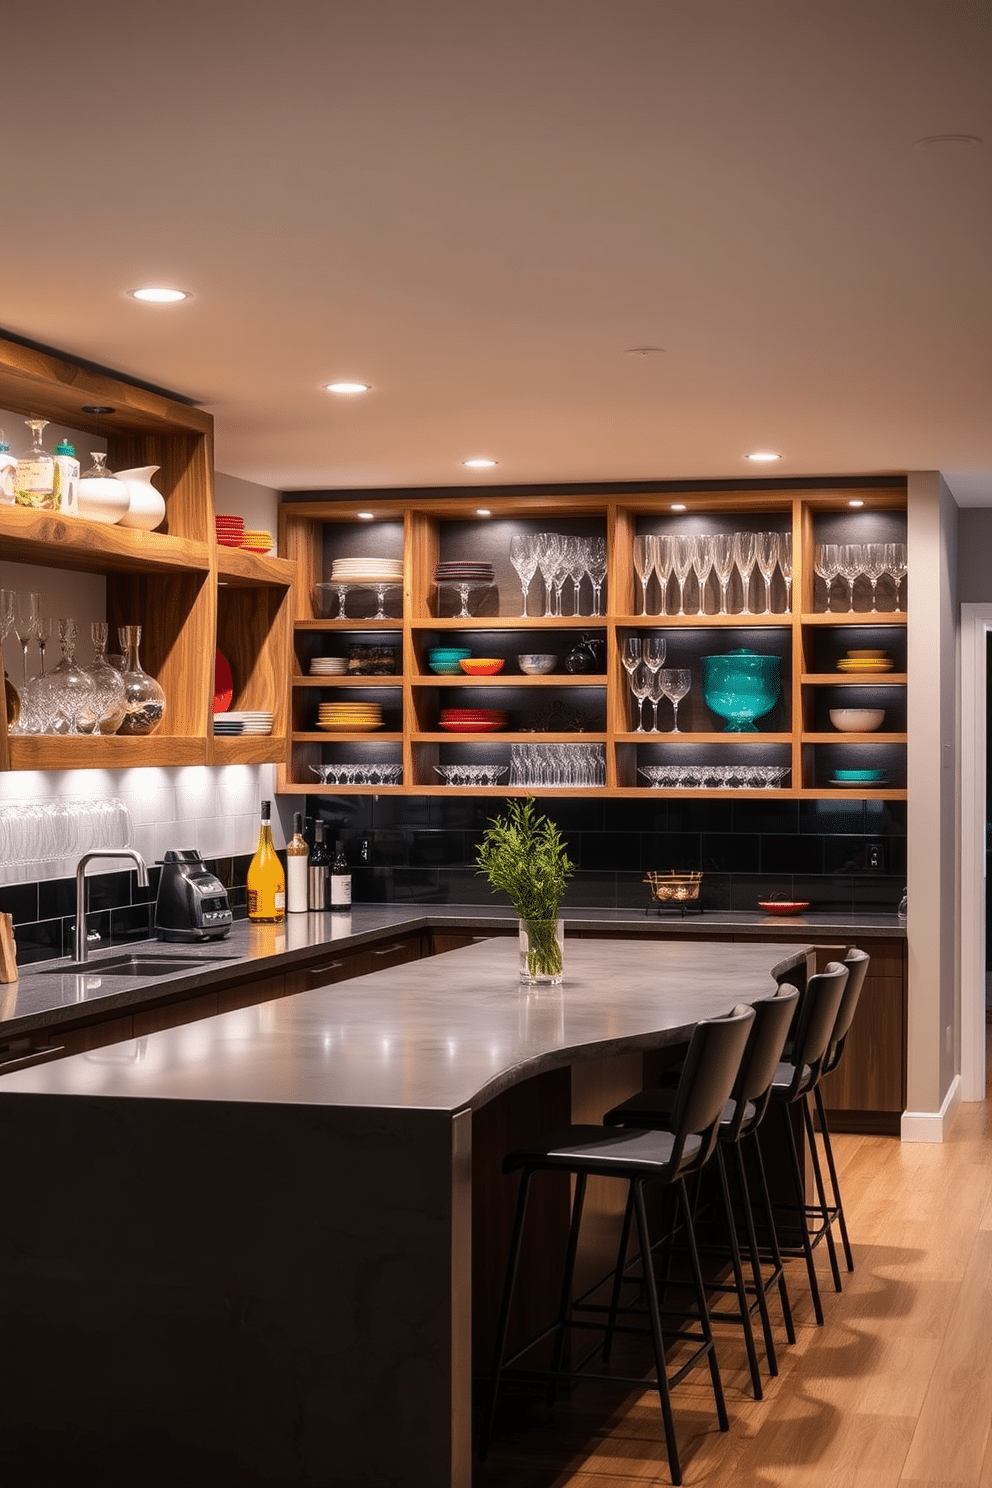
(15, 417, 56, 510)
(40, 619, 96, 734)
(118, 625, 166, 735)
(85, 622, 128, 735)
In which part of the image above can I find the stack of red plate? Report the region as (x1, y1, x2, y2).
(216, 514, 245, 547)
(439, 707, 507, 733)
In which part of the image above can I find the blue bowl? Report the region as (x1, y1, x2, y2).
(702, 650, 780, 733)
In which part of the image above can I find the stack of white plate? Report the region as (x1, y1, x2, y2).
(213, 710, 274, 736)
(310, 657, 348, 676)
(330, 557, 403, 584)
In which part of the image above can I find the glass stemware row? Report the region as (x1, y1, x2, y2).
(510, 533, 607, 618)
(309, 763, 403, 786)
(0, 796, 133, 866)
(633, 531, 792, 615)
(638, 764, 790, 789)
(621, 637, 691, 732)
(434, 764, 508, 786)
(813, 542, 906, 612)
(509, 742, 606, 787)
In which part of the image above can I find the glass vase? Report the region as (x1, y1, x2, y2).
(118, 625, 166, 735)
(85, 622, 127, 735)
(518, 917, 564, 986)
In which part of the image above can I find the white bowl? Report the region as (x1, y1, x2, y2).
(517, 654, 558, 674)
(829, 708, 885, 733)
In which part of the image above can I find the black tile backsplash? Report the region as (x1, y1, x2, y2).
(6, 794, 906, 967)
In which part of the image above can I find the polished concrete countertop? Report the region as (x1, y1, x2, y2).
(0, 936, 810, 1113)
(0, 902, 903, 1043)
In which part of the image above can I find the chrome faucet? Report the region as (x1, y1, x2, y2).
(74, 848, 149, 965)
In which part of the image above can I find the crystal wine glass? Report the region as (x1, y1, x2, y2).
(648, 665, 667, 731)
(838, 543, 863, 612)
(691, 535, 714, 615)
(586, 537, 607, 616)
(813, 542, 841, 612)
(755, 532, 779, 613)
(535, 532, 564, 618)
(566, 536, 589, 616)
(885, 541, 907, 611)
(711, 533, 735, 615)
(660, 667, 691, 733)
(653, 535, 673, 616)
(671, 535, 695, 617)
(631, 661, 652, 732)
(633, 534, 656, 615)
(509, 534, 539, 617)
(862, 542, 886, 612)
(733, 531, 757, 614)
(779, 532, 793, 612)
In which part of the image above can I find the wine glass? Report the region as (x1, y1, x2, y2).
(0, 589, 20, 730)
(565, 536, 588, 615)
(885, 542, 907, 610)
(622, 636, 642, 724)
(733, 531, 757, 614)
(653, 535, 673, 615)
(862, 542, 886, 612)
(633, 534, 656, 615)
(671, 535, 695, 617)
(510, 534, 539, 617)
(755, 532, 779, 613)
(14, 592, 41, 684)
(691, 535, 714, 616)
(711, 533, 735, 615)
(631, 662, 652, 732)
(648, 665, 668, 732)
(551, 540, 573, 616)
(813, 542, 841, 612)
(535, 532, 564, 617)
(779, 532, 793, 612)
(838, 543, 863, 612)
(660, 668, 691, 732)
(586, 537, 607, 616)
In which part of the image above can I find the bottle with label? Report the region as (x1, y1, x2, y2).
(15, 417, 57, 510)
(308, 820, 330, 910)
(0, 433, 16, 505)
(286, 811, 309, 914)
(53, 437, 80, 516)
(247, 800, 285, 923)
(329, 840, 352, 911)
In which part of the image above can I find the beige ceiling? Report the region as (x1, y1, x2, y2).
(2, 2, 990, 500)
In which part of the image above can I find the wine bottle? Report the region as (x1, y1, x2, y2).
(329, 840, 352, 912)
(247, 800, 285, 923)
(308, 820, 330, 910)
(286, 811, 309, 914)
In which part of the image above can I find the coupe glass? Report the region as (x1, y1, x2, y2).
(671, 535, 695, 617)
(535, 532, 564, 617)
(509, 534, 539, 617)
(691, 535, 714, 616)
(653, 535, 673, 615)
(660, 668, 691, 732)
(711, 533, 735, 614)
(586, 537, 607, 616)
(733, 531, 757, 614)
(885, 542, 907, 610)
(633, 534, 656, 614)
(755, 532, 779, 613)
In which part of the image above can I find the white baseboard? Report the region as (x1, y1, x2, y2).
(901, 1075, 962, 1142)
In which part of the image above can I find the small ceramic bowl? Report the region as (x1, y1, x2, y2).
(459, 658, 504, 676)
(517, 654, 558, 675)
(758, 900, 811, 916)
(429, 661, 465, 675)
(834, 767, 885, 782)
(429, 647, 471, 661)
(829, 708, 885, 732)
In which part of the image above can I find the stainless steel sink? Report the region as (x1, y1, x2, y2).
(52, 953, 238, 977)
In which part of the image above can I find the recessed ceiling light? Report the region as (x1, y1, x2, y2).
(745, 451, 782, 462)
(625, 346, 665, 356)
(325, 381, 371, 395)
(848, 499, 865, 508)
(476, 508, 493, 517)
(129, 286, 189, 303)
(356, 511, 375, 520)
(671, 503, 687, 512)
(915, 133, 983, 149)
(463, 458, 498, 468)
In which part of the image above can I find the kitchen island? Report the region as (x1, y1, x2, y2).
(0, 934, 809, 1487)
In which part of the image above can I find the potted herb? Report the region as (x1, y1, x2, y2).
(475, 798, 574, 983)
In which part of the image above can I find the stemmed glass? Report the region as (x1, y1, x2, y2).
(885, 542, 907, 610)
(671, 535, 695, 617)
(691, 536, 713, 616)
(535, 532, 564, 617)
(35, 616, 53, 675)
(779, 533, 793, 612)
(510, 534, 539, 617)
(755, 532, 780, 613)
(711, 533, 735, 615)
(813, 542, 841, 612)
(653, 535, 673, 616)
(660, 668, 691, 732)
(622, 635, 642, 726)
(566, 537, 588, 615)
(631, 662, 652, 732)
(648, 666, 668, 732)
(733, 531, 757, 614)
(862, 542, 886, 612)
(14, 592, 41, 684)
(838, 543, 862, 612)
(551, 541, 573, 616)
(586, 537, 607, 616)
(0, 589, 19, 728)
(633, 534, 656, 615)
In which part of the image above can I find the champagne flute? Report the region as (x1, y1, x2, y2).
(733, 531, 757, 614)
(622, 635, 642, 726)
(653, 535, 673, 615)
(711, 533, 735, 615)
(779, 532, 793, 612)
(885, 541, 907, 611)
(755, 532, 779, 613)
(566, 536, 588, 615)
(535, 532, 564, 618)
(35, 616, 53, 674)
(14, 592, 41, 684)
(633, 534, 656, 615)
(586, 537, 607, 616)
(691, 535, 714, 616)
(660, 668, 691, 732)
(672, 535, 695, 617)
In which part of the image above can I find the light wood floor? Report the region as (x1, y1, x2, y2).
(476, 1051, 992, 1488)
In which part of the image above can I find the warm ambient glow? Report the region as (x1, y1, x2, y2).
(745, 451, 781, 462)
(476, 508, 493, 517)
(848, 499, 865, 508)
(462, 458, 497, 468)
(356, 511, 375, 520)
(130, 287, 188, 303)
(671, 503, 687, 511)
(325, 382, 371, 395)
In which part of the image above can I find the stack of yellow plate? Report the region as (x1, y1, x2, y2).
(316, 701, 384, 732)
(836, 648, 893, 673)
(239, 529, 274, 554)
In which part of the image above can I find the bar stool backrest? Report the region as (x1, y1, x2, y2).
(723, 983, 800, 1141)
(669, 1003, 755, 1170)
(822, 948, 870, 1077)
(777, 962, 848, 1102)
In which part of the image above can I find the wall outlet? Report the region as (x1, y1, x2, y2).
(866, 842, 885, 871)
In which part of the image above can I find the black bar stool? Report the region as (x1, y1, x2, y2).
(601, 983, 801, 1398)
(767, 962, 848, 1325)
(478, 1003, 755, 1486)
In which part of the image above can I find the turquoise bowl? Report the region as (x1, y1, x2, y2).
(429, 661, 466, 675)
(702, 649, 780, 733)
(834, 768, 885, 781)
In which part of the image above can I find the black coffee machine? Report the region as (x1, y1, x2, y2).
(155, 849, 233, 942)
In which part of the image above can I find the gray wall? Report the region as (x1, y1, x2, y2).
(957, 509, 992, 603)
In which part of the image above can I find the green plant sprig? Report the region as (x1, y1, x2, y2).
(474, 797, 574, 922)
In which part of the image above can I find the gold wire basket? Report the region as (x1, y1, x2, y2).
(643, 870, 703, 904)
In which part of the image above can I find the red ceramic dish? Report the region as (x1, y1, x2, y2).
(214, 651, 233, 713)
(458, 658, 504, 675)
(439, 720, 504, 732)
(757, 900, 811, 916)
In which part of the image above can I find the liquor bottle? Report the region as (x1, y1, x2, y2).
(329, 840, 352, 912)
(286, 811, 309, 914)
(246, 800, 285, 923)
(53, 437, 80, 516)
(308, 820, 330, 910)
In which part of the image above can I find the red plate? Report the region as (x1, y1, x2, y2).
(214, 651, 233, 713)
(440, 720, 504, 732)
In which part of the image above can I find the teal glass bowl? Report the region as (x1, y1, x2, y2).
(702, 649, 781, 732)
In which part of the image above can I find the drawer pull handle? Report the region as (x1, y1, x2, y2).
(373, 943, 408, 957)
(305, 960, 344, 986)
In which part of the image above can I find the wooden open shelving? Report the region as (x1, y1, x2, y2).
(277, 485, 908, 798)
(0, 332, 294, 771)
